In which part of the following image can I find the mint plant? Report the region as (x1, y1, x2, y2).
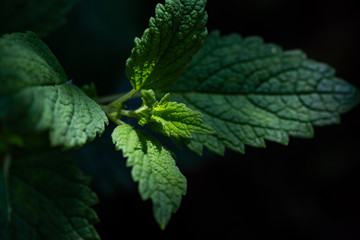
(0, 0, 359, 238)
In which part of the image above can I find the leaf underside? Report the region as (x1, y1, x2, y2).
(0, 151, 100, 240)
(0, 32, 108, 149)
(171, 31, 360, 155)
(126, 0, 208, 90)
(112, 124, 187, 229)
(0, 0, 77, 36)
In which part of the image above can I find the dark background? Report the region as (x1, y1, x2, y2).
(44, 0, 360, 239)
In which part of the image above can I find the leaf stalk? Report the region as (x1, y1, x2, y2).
(108, 89, 138, 107)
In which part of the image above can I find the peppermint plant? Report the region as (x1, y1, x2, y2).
(0, 0, 359, 238)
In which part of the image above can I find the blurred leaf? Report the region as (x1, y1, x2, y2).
(0, 150, 100, 239)
(81, 83, 99, 100)
(0, 32, 108, 149)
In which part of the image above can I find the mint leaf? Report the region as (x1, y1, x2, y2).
(0, 0, 77, 36)
(112, 124, 187, 229)
(126, 0, 208, 90)
(171, 31, 360, 155)
(137, 90, 215, 139)
(0, 32, 108, 149)
(136, 89, 158, 124)
(0, 150, 100, 239)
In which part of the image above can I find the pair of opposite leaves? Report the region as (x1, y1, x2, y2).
(0, 0, 359, 237)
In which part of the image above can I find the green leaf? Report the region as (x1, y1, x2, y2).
(137, 90, 215, 139)
(171, 31, 360, 155)
(126, 0, 208, 90)
(0, 0, 77, 36)
(0, 150, 100, 239)
(136, 89, 158, 125)
(112, 124, 187, 229)
(0, 32, 108, 149)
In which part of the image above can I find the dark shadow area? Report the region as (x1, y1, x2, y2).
(43, 0, 360, 239)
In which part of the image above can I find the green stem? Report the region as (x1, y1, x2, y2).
(101, 105, 120, 125)
(97, 91, 142, 104)
(96, 93, 123, 104)
(100, 89, 143, 125)
(101, 105, 136, 125)
(120, 110, 139, 118)
(108, 89, 138, 107)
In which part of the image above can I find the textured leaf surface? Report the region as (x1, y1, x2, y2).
(138, 90, 214, 139)
(126, 0, 208, 90)
(112, 124, 186, 229)
(0, 151, 100, 240)
(0, 0, 77, 36)
(0, 32, 108, 149)
(171, 31, 360, 155)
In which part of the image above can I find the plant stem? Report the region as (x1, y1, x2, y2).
(97, 91, 142, 104)
(108, 89, 138, 107)
(120, 110, 139, 118)
(96, 93, 124, 104)
(100, 89, 143, 125)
